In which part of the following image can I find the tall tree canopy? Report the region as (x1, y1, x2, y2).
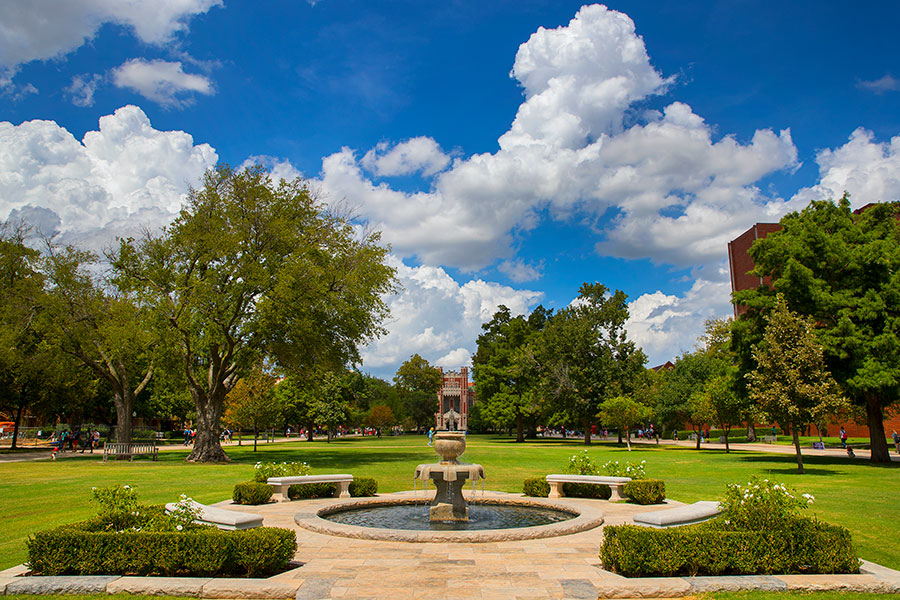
(734, 196, 900, 462)
(538, 283, 646, 444)
(473, 305, 551, 441)
(393, 353, 441, 431)
(113, 165, 396, 461)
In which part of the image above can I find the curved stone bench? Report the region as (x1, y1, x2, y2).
(633, 500, 721, 528)
(267, 474, 353, 502)
(164, 500, 263, 530)
(545, 474, 631, 501)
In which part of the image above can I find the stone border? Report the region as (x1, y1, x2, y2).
(294, 495, 605, 542)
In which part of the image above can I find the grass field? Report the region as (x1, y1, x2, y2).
(1, 434, 898, 572)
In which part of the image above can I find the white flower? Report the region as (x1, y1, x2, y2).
(176, 524, 183, 531)
(123, 485, 131, 490)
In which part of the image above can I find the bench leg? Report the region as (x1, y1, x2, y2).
(336, 481, 351, 499)
(609, 485, 625, 502)
(547, 481, 564, 499)
(274, 485, 291, 503)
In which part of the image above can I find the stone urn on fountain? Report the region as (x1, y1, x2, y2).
(415, 431, 484, 522)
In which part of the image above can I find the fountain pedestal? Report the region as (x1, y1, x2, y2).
(414, 432, 484, 522)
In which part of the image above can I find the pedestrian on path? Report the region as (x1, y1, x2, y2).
(840, 426, 847, 449)
(892, 430, 899, 454)
(427, 427, 434, 446)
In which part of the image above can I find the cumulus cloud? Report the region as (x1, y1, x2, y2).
(359, 256, 542, 375)
(497, 258, 543, 282)
(112, 59, 214, 107)
(0, 0, 222, 70)
(857, 74, 900, 94)
(65, 74, 103, 107)
(361, 137, 451, 177)
(0, 105, 218, 251)
(241, 155, 305, 183)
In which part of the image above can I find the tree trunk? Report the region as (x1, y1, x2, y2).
(792, 427, 804, 474)
(253, 427, 258, 452)
(583, 417, 592, 445)
(724, 426, 731, 453)
(515, 413, 524, 443)
(624, 427, 631, 451)
(617, 429, 622, 444)
(695, 428, 701, 450)
(746, 422, 757, 442)
(865, 393, 891, 463)
(10, 403, 25, 450)
(187, 391, 229, 462)
(306, 422, 315, 441)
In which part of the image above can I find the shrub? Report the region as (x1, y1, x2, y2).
(624, 479, 665, 504)
(27, 523, 296, 577)
(253, 461, 310, 483)
(563, 482, 611, 499)
(600, 518, 859, 577)
(601, 460, 646, 479)
(564, 450, 598, 475)
(523, 477, 550, 497)
(349, 477, 378, 497)
(719, 476, 813, 530)
(288, 482, 336, 500)
(232, 481, 273, 505)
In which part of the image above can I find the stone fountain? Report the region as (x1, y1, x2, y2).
(414, 431, 484, 521)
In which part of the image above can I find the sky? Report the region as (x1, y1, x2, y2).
(2, 1, 900, 381)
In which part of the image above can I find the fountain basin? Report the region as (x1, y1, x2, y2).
(293, 494, 605, 543)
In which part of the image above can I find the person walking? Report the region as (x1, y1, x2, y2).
(427, 427, 434, 447)
(840, 426, 847, 449)
(891, 430, 899, 454)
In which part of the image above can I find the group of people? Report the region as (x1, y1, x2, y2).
(51, 429, 101, 454)
(182, 427, 196, 446)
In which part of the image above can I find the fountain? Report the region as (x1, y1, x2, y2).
(414, 431, 484, 521)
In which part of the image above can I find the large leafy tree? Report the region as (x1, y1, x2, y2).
(113, 165, 395, 461)
(747, 296, 848, 474)
(735, 197, 900, 462)
(393, 353, 441, 431)
(597, 395, 653, 451)
(473, 305, 551, 442)
(538, 283, 646, 444)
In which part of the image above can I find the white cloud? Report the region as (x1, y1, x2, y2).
(112, 59, 213, 108)
(359, 256, 542, 375)
(858, 74, 900, 94)
(65, 74, 103, 107)
(241, 155, 305, 184)
(0, 0, 222, 70)
(0, 105, 218, 251)
(361, 137, 451, 177)
(497, 258, 543, 282)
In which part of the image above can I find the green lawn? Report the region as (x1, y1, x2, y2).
(1, 434, 897, 571)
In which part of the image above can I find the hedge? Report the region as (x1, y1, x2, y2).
(233, 481, 273, 505)
(623, 479, 665, 504)
(522, 477, 612, 499)
(600, 518, 859, 577)
(27, 524, 296, 577)
(288, 477, 378, 500)
(349, 477, 378, 497)
(523, 477, 549, 497)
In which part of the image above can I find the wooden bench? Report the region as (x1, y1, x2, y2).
(633, 501, 721, 528)
(165, 500, 263, 530)
(102, 441, 158, 462)
(267, 474, 353, 502)
(545, 474, 631, 501)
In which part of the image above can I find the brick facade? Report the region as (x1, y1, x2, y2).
(435, 367, 475, 431)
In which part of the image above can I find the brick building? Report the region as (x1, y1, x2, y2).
(435, 367, 475, 431)
(727, 221, 900, 438)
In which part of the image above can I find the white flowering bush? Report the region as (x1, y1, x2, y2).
(719, 476, 813, 530)
(168, 494, 204, 527)
(563, 450, 598, 475)
(253, 461, 311, 483)
(91, 484, 139, 516)
(601, 460, 646, 479)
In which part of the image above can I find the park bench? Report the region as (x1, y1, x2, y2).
(763, 435, 777, 443)
(545, 474, 631, 501)
(165, 499, 263, 530)
(267, 474, 353, 502)
(102, 441, 158, 462)
(633, 500, 721, 528)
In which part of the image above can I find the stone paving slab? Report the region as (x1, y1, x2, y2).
(775, 573, 900, 593)
(687, 575, 788, 593)
(106, 576, 210, 597)
(594, 576, 692, 598)
(202, 578, 300, 599)
(5, 575, 119, 595)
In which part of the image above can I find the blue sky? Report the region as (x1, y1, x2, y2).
(3, 1, 900, 380)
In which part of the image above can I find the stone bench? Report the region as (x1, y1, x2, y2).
(763, 435, 777, 443)
(545, 474, 631, 501)
(164, 500, 263, 530)
(267, 474, 353, 502)
(633, 501, 721, 528)
(102, 442, 158, 462)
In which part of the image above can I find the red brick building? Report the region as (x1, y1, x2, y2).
(435, 367, 475, 431)
(727, 222, 900, 438)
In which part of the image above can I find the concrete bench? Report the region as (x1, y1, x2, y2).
(545, 474, 631, 501)
(633, 501, 721, 528)
(102, 442, 158, 462)
(763, 435, 777, 443)
(267, 474, 353, 502)
(165, 500, 263, 530)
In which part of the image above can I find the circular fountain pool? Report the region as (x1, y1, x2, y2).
(294, 495, 606, 542)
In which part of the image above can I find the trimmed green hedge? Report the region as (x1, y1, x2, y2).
(349, 477, 378, 497)
(600, 518, 859, 577)
(563, 482, 611, 500)
(523, 477, 549, 497)
(288, 477, 378, 500)
(233, 481, 273, 505)
(27, 523, 296, 577)
(624, 479, 665, 504)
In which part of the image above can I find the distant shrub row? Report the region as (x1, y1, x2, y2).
(233, 477, 378, 504)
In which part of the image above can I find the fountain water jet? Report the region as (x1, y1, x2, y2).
(414, 431, 484, 521)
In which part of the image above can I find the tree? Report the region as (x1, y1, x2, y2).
(365, 404, 395, 437)
(700, 370, 743, 452)
(113, 165, 395, 461)
(747, 296, 848, 474)
(473, 305, 551, 441)
(598, 395, 653, 451)
(735, 196, 900, 462)
(275, 375, 318, 441)
(313, 370, 353, 442)
(393, 354, 441, 430)
(223, 365, 281, 451)
(538, 283, 646, 444)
